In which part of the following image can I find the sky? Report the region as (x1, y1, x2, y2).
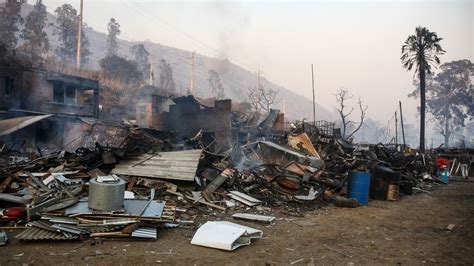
(42, 0, 473, 136)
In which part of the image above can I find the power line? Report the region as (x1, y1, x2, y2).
(119, 0, 256, 71)
(84, 2, 259, 93)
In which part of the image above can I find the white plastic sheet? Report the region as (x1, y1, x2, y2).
(190, 221, 262, 251)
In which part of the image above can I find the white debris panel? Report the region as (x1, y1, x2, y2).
(190, 221, 263, 251)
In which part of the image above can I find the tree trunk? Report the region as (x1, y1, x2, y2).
(419, 67, 426, 152)
(444, 115, 450, 148)
(341, 115, 346, 139)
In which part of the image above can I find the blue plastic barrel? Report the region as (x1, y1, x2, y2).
(347, 171, 371, 205)
(440, 168, 449, 184)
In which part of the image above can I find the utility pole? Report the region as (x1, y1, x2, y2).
(399, 101, 406, 147)
(311, 64, 316, 126)
(395, 111, 398, 145)
(256, 70, 263, 89)
(188, 51, 195, 95)
(76, 0, 83, 69)
(282, 98, 286, 114)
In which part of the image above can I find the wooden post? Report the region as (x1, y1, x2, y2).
(395, 111, 398, 145)
(311, 64, 316, 126)
(399, 101, 406, 146)
(76, 0, 83, 69)
(189, 51, 195, 95)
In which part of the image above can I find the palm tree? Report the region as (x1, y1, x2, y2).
(401, 26, 445, 152)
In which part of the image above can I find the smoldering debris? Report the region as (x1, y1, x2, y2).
(0, 104, 467, 251)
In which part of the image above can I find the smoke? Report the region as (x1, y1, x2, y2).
(209, 2, 251, 71)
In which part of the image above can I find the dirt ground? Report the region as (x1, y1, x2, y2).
(1, 178, 473, 265)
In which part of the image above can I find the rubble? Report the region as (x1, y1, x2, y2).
(0, 108, 459, 249)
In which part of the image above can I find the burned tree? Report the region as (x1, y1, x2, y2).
(131, 44, 151, 82)
(334, 88, 368, 140)
(99, 55, 142, 84)
(260, 87, 279, 112)
(106, 18, 121, 56)
(0, 0, 24, 50)
(54, 4, 90, 66)
(159, 59, 176, 93)
(247, 86, 262, 112)
(21, 0, 50, 62)
(208, 69, 225, 99)
(247, 85, 279, 113)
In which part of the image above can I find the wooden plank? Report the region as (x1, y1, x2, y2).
(167, 190, 226, 211)
(127, 176, 138, 191)
(0, 176, 12, 193)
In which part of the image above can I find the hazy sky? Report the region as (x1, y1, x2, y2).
(42, 0, 473, 127)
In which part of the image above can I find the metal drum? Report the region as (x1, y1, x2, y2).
(347, 171, 371, 205)
(88, 177, 125, 211)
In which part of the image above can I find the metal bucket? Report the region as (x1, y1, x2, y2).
(88, 177, 126, 211)
(348, 171, 371, 205)
(386, 184, 400, 201)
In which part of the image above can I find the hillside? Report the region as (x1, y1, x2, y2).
(21, 3, 335, 121)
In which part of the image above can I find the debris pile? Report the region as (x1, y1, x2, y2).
(0, 117, 457, 250)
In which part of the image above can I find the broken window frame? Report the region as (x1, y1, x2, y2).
(53, 81, 64, 103)
(65, 85, 77, 106)
(4, 77, 14, 95)
(52, 81, 78, 106)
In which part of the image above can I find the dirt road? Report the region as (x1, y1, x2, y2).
(1, 179, 473, 265)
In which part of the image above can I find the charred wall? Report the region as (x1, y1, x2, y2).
(0, 116, 92, 154)
(0, 67, 99, 117)
(152, 98, 232, 147)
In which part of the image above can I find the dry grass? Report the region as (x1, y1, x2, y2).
(43, 56, 140, 92)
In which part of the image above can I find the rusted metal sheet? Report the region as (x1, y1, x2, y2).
(284, 162, 307, 176)
(272, 113, 285, 131)
(111, 150, 202, 181)
(276, 177, 301, 190)
(0, 115, 53, 137)
(288, 132, 320, 158)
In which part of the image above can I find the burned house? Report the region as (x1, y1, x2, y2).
(145, 95, 232, 149)
(135, 91, 287, 150)
(0, 66, 99, 117)
(0, 58, 100, 154)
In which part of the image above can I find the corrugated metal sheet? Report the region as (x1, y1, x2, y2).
(15, 227, 77, 240)
(131, 227, 157, 239)
(0, 115, 53, 137)
(29, 220, 58, 231)
(111, 150, 202, 181)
